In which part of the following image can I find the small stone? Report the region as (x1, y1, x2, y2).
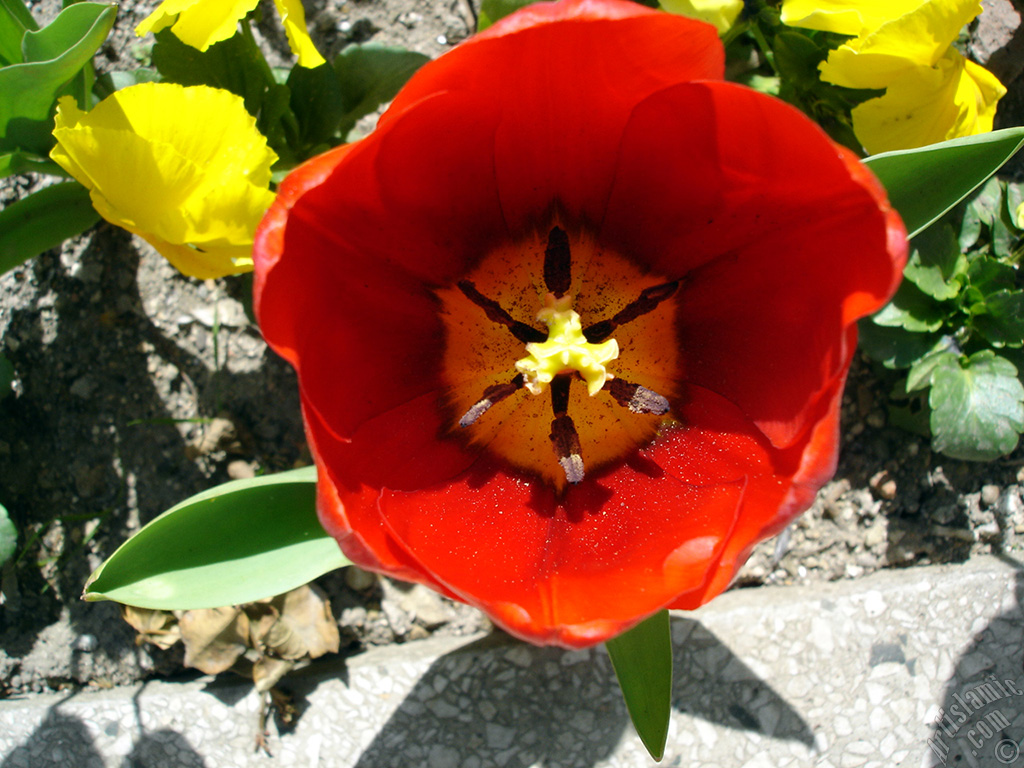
(975, 521, 1001, 541)
(345, 566, 377, 591)
(869, 470, 897, 500)
(73, 634, 98, 652)
(69, 376, 96, 399)
(226, 460, 255, 480)
(865, 410, 886, 429)
(981, 484, 1001, 507)
(863, 522, 887, 549)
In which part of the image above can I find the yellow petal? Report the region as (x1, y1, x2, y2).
(781, 0, 925, 35)
(167, 0, 258, 51)
(136, 0, 197, 37)
(850, 49, 1004, 154)
(819, 0, 984, 88)
(273, 0, 325, 68)
(50, 83, 277, 279)
(659, 0, 743, 33)
(956, 58, 1006, 134)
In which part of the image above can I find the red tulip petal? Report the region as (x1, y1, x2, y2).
(370, 384, 793, 647)
(303, 393, 475, 593)
(668, 340, 851, 609)
(380, 0, 723, 230)
(603, 82, 906, 449)
(255, 92, 520, 441)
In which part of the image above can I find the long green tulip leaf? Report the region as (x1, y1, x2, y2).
(84, 466, 351, 609)
(864, 128, 1024, 239)
(606, 609, 673, 761)
(0, 181, 98, 274)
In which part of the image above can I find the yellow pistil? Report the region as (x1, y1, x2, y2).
(515, 295, 619, 397)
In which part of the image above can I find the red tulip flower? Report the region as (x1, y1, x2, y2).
(254, 0, 907, 648)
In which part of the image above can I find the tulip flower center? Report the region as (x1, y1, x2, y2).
(515, 297, 619, 397)
(439, 224, 681, 489)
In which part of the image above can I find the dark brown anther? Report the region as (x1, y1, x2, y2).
(550, 415, 584, 484)
(608, 378, 671, 415)
(583, 279, 680, 343)
(460, 374, 525, 427)
(543, 226, 571, 298)
(548, 377, 583, 483)
(458, 280, 547, 344)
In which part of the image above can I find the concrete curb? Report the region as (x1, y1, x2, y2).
(2, 556, 1021, 767)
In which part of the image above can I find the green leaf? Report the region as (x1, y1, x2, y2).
(864, 127, 1024, 239)
(904, 223, 963, 301)
(872, 280, 946, 333)
(84, 466, 351, 609)
(287, 61, 344, 155)
(772, 31, 824, 90)
(334, 44, 430, 140)
(0, 501, 15, 565)
(930, 350, 1024, 460)
(92, 67, 160, 99)
(0, 2, 116, 154)
(0, 150, 64, 178)
(478, 0, 536, 30)
(606, 610, 672, 762)
(0, 353, 13, 399)
(906, 346, 957, 392)
(971, 290, 1024, 348)
(858, 320, 941, 369)
(0, 182, 99, 274)
(0, 0, 38, 67)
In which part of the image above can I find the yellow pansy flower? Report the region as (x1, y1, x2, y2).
(136, 0, 325, 68)
(660, 0, 743, 33)
(782, 0, 1005, 154)
(51, 83, 278, 279)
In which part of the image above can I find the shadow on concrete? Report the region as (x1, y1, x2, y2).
(924, 556, 1024, 767)
(350, 619, 812, 768)
(0, 706, 103, 768)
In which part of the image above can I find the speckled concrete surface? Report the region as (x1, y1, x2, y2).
(2, 556, 1022, 768)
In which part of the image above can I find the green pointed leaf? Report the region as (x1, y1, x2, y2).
(0, 150, 64, 178)
(864, 127, 1024, 239)
(333, 44, 429, 140)
(0, 182, 99, 275)
(0, 501, 15, 565)
(84, 466, 350, 609)
(930, 351, 1024, 461)
(606, 610, 672, 761)
(0, 0, 38, 67)
(287, 60, 344, 154)
(0, 2, 115, 154)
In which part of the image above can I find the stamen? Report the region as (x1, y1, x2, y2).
(459, 375, 525, 427)
(543, 226, 571, 298)
(607, 378, 671, 415)
(458, 280, 547, 344)
(549, 377, 584, 484)
(583, 280, 680, 343)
